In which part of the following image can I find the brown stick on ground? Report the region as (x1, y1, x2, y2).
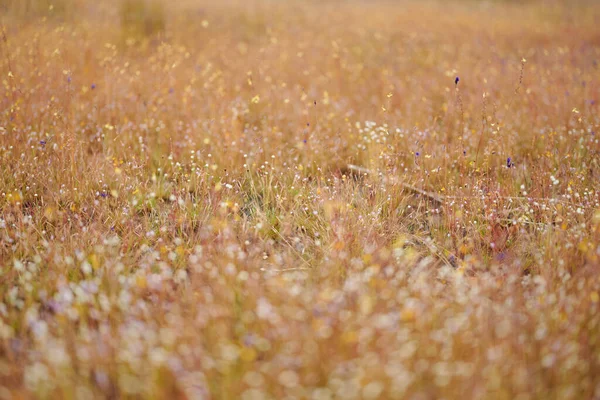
(346, 164, 444, 204)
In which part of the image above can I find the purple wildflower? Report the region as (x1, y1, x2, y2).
(449, 255, 457, 267)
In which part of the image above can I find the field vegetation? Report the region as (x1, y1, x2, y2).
(0, 0, 599, 398)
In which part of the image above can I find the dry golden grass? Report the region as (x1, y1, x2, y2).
(1, 0, 600, 398)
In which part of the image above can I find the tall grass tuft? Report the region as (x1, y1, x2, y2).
(120, 0, 165, 39)
(0, 0, 72, 21)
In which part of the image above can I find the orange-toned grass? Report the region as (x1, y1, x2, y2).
(0, 0, 599, 398)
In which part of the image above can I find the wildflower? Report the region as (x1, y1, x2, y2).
(449, 255, 457, 268)
(91, 83, 96, 90)
(506, 157, 512, 168)
(415, 152, 420, 156)
(40, 140, 46, 147)
(455, 76, 459, 85)
(278, 370, 299, 388)
(243, 334, 255, 347)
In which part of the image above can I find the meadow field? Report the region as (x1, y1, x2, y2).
(1, 0, 599, 398)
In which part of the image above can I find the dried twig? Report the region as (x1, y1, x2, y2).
(347, 164, 444, 204)
(346, 164, 586, 209)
